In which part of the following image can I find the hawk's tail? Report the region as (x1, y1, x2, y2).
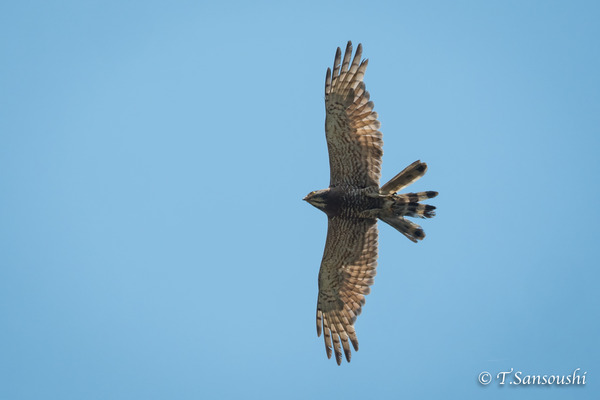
(379, 161, 438, 242)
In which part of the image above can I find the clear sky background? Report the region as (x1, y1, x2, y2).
(1, 1, 599, 399)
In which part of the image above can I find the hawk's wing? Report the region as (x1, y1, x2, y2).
(316, 216, 378, 364)
(325, 41, 383, 188)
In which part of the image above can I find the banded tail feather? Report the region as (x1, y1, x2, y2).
(392, 202, 436, 219)
(379, 216, 426, 243)
(380, 160, 428, 195)
(391, 191, 438, 219)
(396, 191, 439, 202)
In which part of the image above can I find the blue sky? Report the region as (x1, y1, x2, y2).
(1, 1, 599, 399)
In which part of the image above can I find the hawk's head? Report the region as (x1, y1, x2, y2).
(303, 189, 330, 212)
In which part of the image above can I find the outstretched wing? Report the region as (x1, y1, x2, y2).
(325, 41, 383, 188)
(316, 216, 378, 364)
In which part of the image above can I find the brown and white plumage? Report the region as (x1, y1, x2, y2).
(316, 217, 377, 364)
(325, 41, 383, 189)
(304, 42, 438, 365)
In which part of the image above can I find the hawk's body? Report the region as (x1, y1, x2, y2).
(304, 42, 438, 365)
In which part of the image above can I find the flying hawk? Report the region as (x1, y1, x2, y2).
(304, 41, 438, 365)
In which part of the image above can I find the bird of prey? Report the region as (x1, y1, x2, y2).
(304, 41, 438, 365)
